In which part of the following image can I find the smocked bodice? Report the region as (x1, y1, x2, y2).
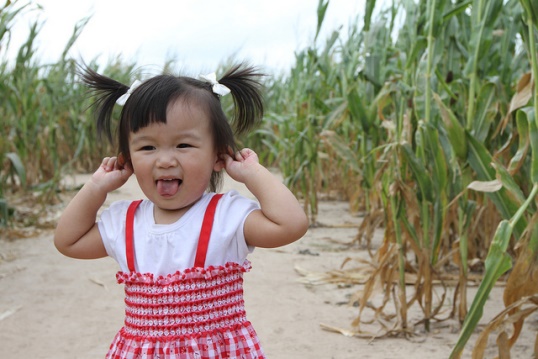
(118, 262, 250, 338)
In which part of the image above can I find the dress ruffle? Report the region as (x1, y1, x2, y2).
(116, 260, 252, 285)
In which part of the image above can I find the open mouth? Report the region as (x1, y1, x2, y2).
(156, 178, 182, 197)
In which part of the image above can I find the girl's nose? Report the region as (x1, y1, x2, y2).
(157, 151, 179, 168)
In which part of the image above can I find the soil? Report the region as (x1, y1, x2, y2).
(1, 173, 536, 358)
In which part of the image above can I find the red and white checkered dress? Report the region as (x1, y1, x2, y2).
(106, 194, 265, 359)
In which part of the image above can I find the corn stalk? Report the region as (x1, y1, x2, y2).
(450, 181, 538, 358)
(0, 2, 132, 227)
(269, 0, 535, 348)
(450, 2, 538, 355)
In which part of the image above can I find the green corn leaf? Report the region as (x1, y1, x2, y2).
(520, 108, 538, 182)
(0, 2, 30, 43)
(458, 199, 477, 274)
(520, 0, 538, 27)
(449, 219, 514, 358)
(442, 0, 472, 21)
(347, 89, 371, 132)
(4, 152, 26, 188)
(315, 0, 329, 42)
(466, 131, 495, 180)
(433, 93, 467, 160)
(473, 81, 498, 142)
(419, 123, 449, 263)
(423, 122, 448, 192)
(431, 195, 447, 264)
(508, 111, 531, 173)
(427, 0, 449, 38)
(400, 211, 421, 248)
(466, 131, 527, 238)
(463, 0, 503, 77)
(529, 215, 538, 257)
(363, 0, 377, 32)
(400, 143, 433, 202)
(491, 163, 526, 207)
(0, 199, 9, 227)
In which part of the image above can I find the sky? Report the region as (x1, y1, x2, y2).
(8, 0, 368, 75)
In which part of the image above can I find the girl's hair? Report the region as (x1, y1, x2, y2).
(80, 63, 265, 192)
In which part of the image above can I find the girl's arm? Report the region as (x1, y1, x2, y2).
(224, 148, 309, 248)
(54, 157, 133, 259)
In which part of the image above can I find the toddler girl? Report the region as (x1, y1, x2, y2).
(54, 63, 309, 359)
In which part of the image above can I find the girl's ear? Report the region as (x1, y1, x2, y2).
(118, 152, 134, 172)
(117, 153, 126, 167)
(213, 154, 226, 172)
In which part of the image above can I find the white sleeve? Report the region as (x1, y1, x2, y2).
(205, 190, 260, 266)
(97, 200, 130, 263)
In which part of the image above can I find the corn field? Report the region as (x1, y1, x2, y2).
(2, 0, 538, 357)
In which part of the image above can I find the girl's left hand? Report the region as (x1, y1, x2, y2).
(223, 148, 260, 183)
(225, 147, 309, 248)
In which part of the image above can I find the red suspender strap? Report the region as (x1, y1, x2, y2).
(194, 193, 224, 268)
(125, 200, 143, 272)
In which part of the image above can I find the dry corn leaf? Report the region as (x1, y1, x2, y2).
(496, 331, 511, 359)
(472, 295, 538, 358)
(294, 265, 372, 285)
(467, 180, 503, 193)
(503, 218, 538, 346)
(320, 322, 398, 339)
(320, 323, 361, 337)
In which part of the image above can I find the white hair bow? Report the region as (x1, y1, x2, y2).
(199, 73, 231, 97)
(116, 80, 142, 106)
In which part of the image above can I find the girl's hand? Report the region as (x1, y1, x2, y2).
(54, 155, 133, 260)
(224, 148, 309, 248)
(223, 148, 260, 183)
(90, 156, 133, 194)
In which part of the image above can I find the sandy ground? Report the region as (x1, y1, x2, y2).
(1, 173, 537, 358)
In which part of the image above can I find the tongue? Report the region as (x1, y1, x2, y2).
(157, 180, 180, 196)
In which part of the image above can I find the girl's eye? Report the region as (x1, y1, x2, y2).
(177, 143, 191, 148)
(141, 145, 155, 151)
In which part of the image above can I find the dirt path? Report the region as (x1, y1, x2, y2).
(0, 174, 536, 358)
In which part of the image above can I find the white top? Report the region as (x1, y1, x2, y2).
(97, 190, 259, 276)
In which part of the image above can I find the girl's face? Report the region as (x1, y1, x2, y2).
(128, 99, 224, 223)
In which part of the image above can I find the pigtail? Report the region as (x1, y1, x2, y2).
(218, 64, 264, 135)
(78, 65, 129, 143)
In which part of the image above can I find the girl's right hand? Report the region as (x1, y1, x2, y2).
(90, 156, 133, 194)
(54, 155, 133, 259)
